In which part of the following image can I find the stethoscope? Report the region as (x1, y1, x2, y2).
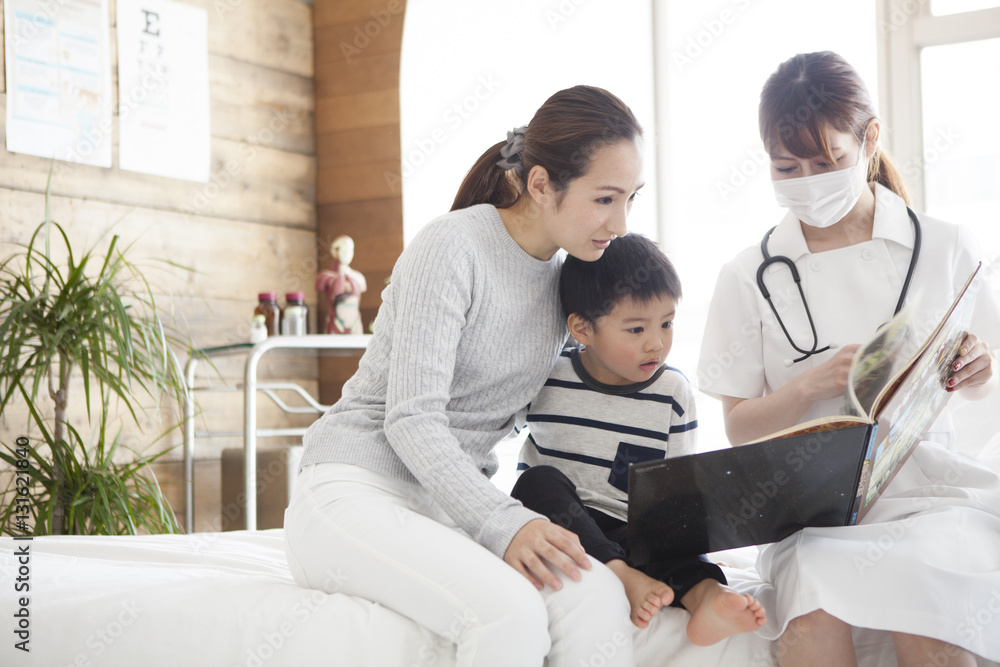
(756, 206, 922, 365)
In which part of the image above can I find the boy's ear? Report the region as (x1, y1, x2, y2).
(567, 313, 593, 345)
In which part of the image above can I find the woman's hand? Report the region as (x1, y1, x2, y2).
(722, 344, 862, 445)
(504, 519, 592, 591)
(948, 333, 995, 394)
(795, 344, 862, 403)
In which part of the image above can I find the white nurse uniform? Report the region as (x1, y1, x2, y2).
(697, 183, 1000, 662)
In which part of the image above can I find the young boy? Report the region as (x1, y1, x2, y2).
(511, 233, 766, 645)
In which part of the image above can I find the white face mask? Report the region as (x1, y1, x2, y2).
(771, 141, 869, 229)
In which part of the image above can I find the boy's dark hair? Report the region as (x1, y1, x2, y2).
(559, 233, 681, 325)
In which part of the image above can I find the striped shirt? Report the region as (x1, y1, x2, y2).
(518, 348, 698, 522)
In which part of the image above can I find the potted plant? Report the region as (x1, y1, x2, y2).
(0, 175, 189, 536)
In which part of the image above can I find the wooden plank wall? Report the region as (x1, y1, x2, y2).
(0, 0, 319, 532)
(314, 0, 406, 404)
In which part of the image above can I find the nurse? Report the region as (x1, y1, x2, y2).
(698, 51, 1000, 666)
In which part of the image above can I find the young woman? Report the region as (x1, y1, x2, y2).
(698, 52, 1000, 666)
(283, 85, 646, 666)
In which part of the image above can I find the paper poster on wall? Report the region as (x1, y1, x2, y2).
(116, 0, 210, 182)
(3, 0, 113, 167)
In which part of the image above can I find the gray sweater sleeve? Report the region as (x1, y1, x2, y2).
(382, 224, 545, 557)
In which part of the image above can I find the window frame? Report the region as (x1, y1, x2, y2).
(876, 0, 1000, 209)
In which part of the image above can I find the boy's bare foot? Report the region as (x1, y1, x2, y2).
(681, 579, 767, 646)
(605, 560, 675, 628)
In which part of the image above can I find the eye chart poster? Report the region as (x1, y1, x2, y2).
(4, 0, 113, 167)
(116, 0, 210, 182)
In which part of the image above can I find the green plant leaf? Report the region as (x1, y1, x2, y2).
(0, 194, 192, 536)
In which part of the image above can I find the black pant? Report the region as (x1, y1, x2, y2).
(510, 465, 726, 608)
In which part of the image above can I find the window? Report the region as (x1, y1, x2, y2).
(399, 0, 656, 246)
(880, 0, 1000, 451)
(930, 0, 1000, 15)
(879, 0, 1000, 236)
(921, 38, 1000, 252)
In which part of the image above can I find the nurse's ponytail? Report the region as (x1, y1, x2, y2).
(759, 51, 911, 205)
(451, 85, 643, 211)
(867, 146, 912, 205)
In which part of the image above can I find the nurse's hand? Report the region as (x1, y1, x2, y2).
(948, 333, 995, 395)
(504, 519, 592, 591)
(795, 344, 862, 402)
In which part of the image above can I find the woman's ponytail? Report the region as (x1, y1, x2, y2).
(451, 141, 522, 211)
(868, 147, 912, 205)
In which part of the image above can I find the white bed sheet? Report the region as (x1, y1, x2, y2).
(2, 529, 999, 666)
(3, 401, 999, 667)
(0, 529, 774, 667)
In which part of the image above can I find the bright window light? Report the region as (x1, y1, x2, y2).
(399, 0, 656, 247)
(921, 37, 1000, 256)
(930, 0, 1000, 15)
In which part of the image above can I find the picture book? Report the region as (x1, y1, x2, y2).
(627, 263, 982, 562)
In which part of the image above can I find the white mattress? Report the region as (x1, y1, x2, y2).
(4, 403, 998, 667)
(3, 529, 999, 666)
(0, 530, 774, 666)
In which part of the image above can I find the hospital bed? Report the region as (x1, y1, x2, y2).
(1, 397, 998, 666)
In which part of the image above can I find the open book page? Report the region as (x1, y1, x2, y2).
(743, 416, 868, 445)
(857, 273, 980, 515)
(841, 304, 916, 418)
(868, 263, 981, 418)
(743, 263, 982, 451)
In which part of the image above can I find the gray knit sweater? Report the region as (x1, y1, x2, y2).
(300, 204, 568, 557)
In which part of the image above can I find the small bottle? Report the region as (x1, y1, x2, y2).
(249, 314, 267, 343)
(281, 292, 309, 336)
(254, 292, 280, 337)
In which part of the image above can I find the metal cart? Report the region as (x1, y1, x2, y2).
(182, 334, 371, 532)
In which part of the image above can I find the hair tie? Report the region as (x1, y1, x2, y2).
(496, 125, 528, 174)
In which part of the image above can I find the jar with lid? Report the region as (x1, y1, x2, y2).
(249, 314, 268, 343)
(254, 292, 280, 337)
(280, 292, 309, 336)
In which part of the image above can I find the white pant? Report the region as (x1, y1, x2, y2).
(283, 462, 634, 667)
